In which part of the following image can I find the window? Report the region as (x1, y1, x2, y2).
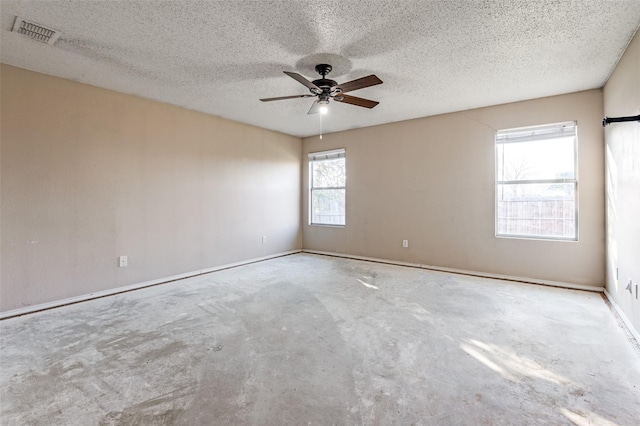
(496, 121, 578, 240)
(309, 149, 346, 226)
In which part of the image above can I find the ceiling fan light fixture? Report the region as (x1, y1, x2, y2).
(318, 99, 329, 115)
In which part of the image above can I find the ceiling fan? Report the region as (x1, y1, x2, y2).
(260, 64, 383, 114)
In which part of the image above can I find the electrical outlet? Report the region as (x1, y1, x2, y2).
(119, 255, 128, 267)
(262, 235, 267, 244)
(402, 239, 409, 248)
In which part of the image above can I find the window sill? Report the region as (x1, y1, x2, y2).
(496, 234, 578, 242)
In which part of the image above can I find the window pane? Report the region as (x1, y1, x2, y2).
(497, 183, 575, 239)
(497, 136, 575, 181)
(311, 189, 345, 225)
(312, 158, 345, 188)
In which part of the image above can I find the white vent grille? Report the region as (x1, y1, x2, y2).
(12, 17, 62, 45)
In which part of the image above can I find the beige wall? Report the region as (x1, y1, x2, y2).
(0, 61, 613, 313)
(303, 90, 605, 287)
(0, 64, 301, 312)
(604, 30, 640, 334)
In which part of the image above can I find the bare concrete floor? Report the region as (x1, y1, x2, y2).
(1, 253, 639, 425)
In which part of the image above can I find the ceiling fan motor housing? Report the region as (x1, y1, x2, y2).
(311, 64, 342, 96)
(311, 78, 337, 90)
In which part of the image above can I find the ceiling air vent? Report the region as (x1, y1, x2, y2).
(12, 17, 62, 45)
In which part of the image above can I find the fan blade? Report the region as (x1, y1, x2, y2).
(284, 71, 321, 92)
(335, 94, 379, 109)
(260, 94, 315, 102)
(308, 100, 321, 115)
(334, 75, 382, 93)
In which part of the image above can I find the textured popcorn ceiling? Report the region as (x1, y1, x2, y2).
(1, 1, 639, 138)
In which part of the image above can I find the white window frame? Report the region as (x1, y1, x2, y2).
(309, 148, 346, 227)
(495, 121, 578, 241)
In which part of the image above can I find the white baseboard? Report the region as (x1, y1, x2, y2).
(302, 249, 604, 293)
(604, 289, 640, 346)
(0, 250, 302, 320)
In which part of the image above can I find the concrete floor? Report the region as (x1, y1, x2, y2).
(1, 253, 639, 425)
